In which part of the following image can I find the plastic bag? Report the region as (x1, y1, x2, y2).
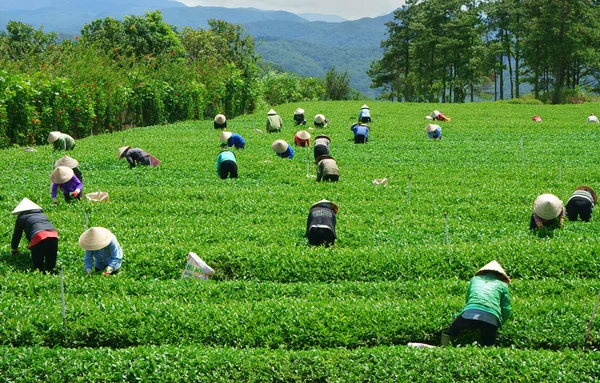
(182, 252, 215, 280)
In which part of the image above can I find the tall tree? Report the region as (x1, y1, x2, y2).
(325, 67, 351, 100)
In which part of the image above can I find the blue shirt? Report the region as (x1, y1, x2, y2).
(216, 150, 236, 174)
(359, 109, 371, 120)
(276, 146, 294, 159)
(227, 134, 245, 148)
(83, 235, 123, 271)
(351, 123, 370, 139)
(427, 126, 442, 139)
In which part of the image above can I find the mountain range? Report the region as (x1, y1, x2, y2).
(0, 0, 391, 97)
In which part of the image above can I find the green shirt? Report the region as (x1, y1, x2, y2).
(458, 273, 512, 327)
(53, 134, 75, 151)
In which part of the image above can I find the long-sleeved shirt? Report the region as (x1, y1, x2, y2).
(567, 189, 594, 206)
(266, 115, 283, 132)
(427, 126, 442, 139)
(227, 134, 245, 149)
(317, 158, 339, 181)
(305, 206, 337, 238)
(11, 210, 57, 250)
(276, 146, 294, 159)
(124, 148, 150, 168)
(458, 273, 511, 327)
(216, 150, 237, 175)
(351, 124, 370, 139)
(83, 235, 123, 271)
(51, 175, 82, 199)
(358, 109, 371, 120)
(313, 137, 330, 151)
(52, 134, 75, 151)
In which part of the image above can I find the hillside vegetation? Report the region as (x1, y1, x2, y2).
(1, 101, 599, 380)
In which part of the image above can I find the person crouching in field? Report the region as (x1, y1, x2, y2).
(50, 166, 82, 204)
(118, 146, 160, 168)
(314, 114, 328, 128)
(430, 110, 451, 122)
(313, 135, 331, 161)
(55, 155, 83, 182)
(266, 109, 283, 133)
(358, 104, 371, 123)
(294, 130, 311, 147)
(351, 122, 369, 143)
(216, 149, 238, 179)
(272, 140, 294, 159)
(294, 108, 307, 126)
(80, 227, 123, 276)
(214, 114, 227, 130)
(316, 155, 339, 182)
(48, 131, 75, 151)
(566, 186, 597, 222)
(442, 260, 511, 346)
(587, 114, 599, 123)
(306, 200, 338, 247)
(11, 198, 59, 273)
(219, 131, 245, 150)
(425, 124, 442, 140)
(530, 194, 564, 230)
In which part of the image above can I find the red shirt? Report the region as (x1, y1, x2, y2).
(28, 230, 59, 249)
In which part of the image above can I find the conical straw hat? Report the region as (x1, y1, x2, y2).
(474, 260, 510, 283)
(425, 124, 439, 133)
(48, 131, 61, 143)
(294, 108, 305, 115)
(267, 109, 278, 115)
(54, 155, 79, 168)
(219, 131, 232, 142)
(50, 166, 74, 184)
(79, 227, 113, 251)
(314, 114, 326, 124)
(272, 140, 289, 154)
(425, 115, 433, 120)
(430, 110, 440, 119)
(296, 130, 311, 140)
(12, 198, 42, 215)
(310, 199, 339, 214)
(587, 115, 599, 123)
(533, 194, 563, 220)
(118, 146, 131, 160)
(361, 104, 369, 109)
(214, 114, 226, 124)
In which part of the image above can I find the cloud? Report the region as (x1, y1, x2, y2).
(177, 0, 400, 20)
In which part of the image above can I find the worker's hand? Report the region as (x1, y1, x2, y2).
(52, 198, 58, 205)
(10, 248, 18, 254)
(104, 266, 114, 276)
(85, 268, 92, 276)
(72, 190, 80, 198)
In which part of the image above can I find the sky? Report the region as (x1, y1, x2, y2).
(177, 0, 402, 20)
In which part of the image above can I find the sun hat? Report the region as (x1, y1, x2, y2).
(294, 108, 305, 115)
(310, 199, 339, 214)
(314, 114, 326, 124)
(219, 131, 232, 142)
(474, 260, 511, 284)
(12, 198, 42, 215)
(267, 109, 278, 116)
(587, 115, 599, 123)
(576, 186, 598, 204)
(48, 131, 61, 143)
(118, 146, 132, 160)
(296, 130, 311, 140)
(430, 110, 440, 119)
(316, 155, 335, 163)
(78, 227, 113, 251)
(425, 115, 433, 120)
(272, 140, 289, 154)
(533, 194, 563, 220)
(214, 114, 226, 124)
(315, 134, 331, 142)
(361, 104, 369, 109)
(54, 155, 79, 168)
(50, 166, 74, 184)
(425, 124, 440, 133)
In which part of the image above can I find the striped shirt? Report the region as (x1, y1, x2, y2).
(567, 190, 594, 206)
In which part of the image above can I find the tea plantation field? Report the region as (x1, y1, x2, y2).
(1, 101, 600, 381)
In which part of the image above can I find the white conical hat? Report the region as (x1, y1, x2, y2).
(430, 110, 440, 119)
(271, 140, 289, 154)
(361, 104, 369, 109)
(310, 199, 339, 214)
(12, 198, 42, 215)
(54, 155, 79, 168)
(533, 194, 563, 220)
(294, 108, 305, 115)
(474, 260, 510, 283)
(78, 227, 113, 250)
(214, 114, 226, 124)
(48, 131, 61, 143)
(267, 109, 277, 115)
(425, 124, 440, 133)
(314, 114, 326, 124)
(219, 131, 232, 142)
(587, 115, 599, 123)
(50, 166, 74, 184)
(296, 130, 311, 140)
(118, 146, 131, 160)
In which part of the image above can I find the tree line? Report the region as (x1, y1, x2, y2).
(369, 0, 600, 104)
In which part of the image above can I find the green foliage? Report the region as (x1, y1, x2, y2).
(262, 70, 325, 106)
(325, 67, 351, 100)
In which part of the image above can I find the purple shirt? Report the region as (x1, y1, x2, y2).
(51, 175, 83, 199)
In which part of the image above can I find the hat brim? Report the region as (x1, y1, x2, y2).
(118, 146, 132, 160)
(78, 227, 113, 250)
(311, 199, 339, 214)
(50, 166, 74, 184)
(55, 156, 79, 168)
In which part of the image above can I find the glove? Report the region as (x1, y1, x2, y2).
(72, 190, 80, 198)
(53, 198, 58, 205)
(85, 268, 92, 276)
(104, 266, 114, 276)
(11, 248, 18, 254)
